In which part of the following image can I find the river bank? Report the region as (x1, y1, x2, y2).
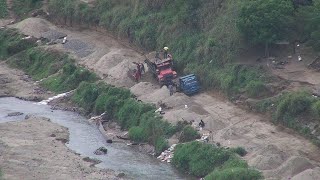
(0, 61, 120, 179)
(0, 116, 118, 180)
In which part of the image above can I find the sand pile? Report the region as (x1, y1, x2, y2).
(12, 18, 52, 38)
(264, 156, 315, 179)
(291, 167, 320, 180)
(130, 82, 157, 97)
(138, 86, 170, 103)
(249, 144, 288, 170)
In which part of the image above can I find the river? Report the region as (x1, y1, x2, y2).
(0, 97, 191, 180)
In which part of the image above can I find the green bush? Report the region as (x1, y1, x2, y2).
(128, 126, 147, 143)
(275, 91, 313, 122)
(155, 136, 168, 154)
(0, 0, 8, 18)
(71, 82, 99, 111)
(230, 147, 247, 157)
(172, 142, 231, 177)
(179, 125, 200, 143)
(312, 101, 320, 120)
(246, 81, 268, 98)
(205, 167, 262, 180)
(0, 29, 36, 59)
(8, 48, 67, 80)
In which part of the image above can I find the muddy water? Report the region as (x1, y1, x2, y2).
(0, 97, 190, 180)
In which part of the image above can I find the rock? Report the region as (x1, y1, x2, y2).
(7, 112, 24, 117)
(117, 172, 125, 178)
(94, 147, 108, 155)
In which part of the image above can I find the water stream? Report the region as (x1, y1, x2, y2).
(0, 97, 190, 180)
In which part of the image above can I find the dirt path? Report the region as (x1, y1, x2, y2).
(0, 117, 117, 180)
(8, 17, 320, 179)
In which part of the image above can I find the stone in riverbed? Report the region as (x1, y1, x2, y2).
(7, 112, 24, 117)
(94, 147, 108, 155)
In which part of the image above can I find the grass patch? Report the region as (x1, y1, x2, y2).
(0, 0, 8, 18)
(0, 29, 37, 59)
(172, 141, 261, 179)
(12, 0, 44, 18)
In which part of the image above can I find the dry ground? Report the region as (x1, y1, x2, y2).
(0, 117, 117, 180)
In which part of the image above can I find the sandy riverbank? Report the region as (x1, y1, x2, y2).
(0, 61, 120, 179)
(0, 116, 118, 180)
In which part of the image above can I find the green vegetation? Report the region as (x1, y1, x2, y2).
(255, 91, 320, 145)
(0, 0, 8, 18)
(12, 0, 44, 18)
(46, 0, 264, 94)
(72, 82, 177, 154)
(0, 29, 36, 59)
(179, 125, 200, 143)
(238, 0, 294, 56)
(172, 142, 262, 179)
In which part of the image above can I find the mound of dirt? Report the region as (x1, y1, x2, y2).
(249, 144, 288, 170)
(264, 156, 315, 179)
(291, 167, 320, 180)
(138, 86, 170, 103)
(12, 18, 52, 38)
(130, 82, 157, 97)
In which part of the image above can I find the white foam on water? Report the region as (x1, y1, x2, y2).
(35, 90, 75, 105)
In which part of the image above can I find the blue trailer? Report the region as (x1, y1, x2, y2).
(177, 74, 200, 95)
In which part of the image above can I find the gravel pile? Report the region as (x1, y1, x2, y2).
(41, 30, 66, 41)
(63, 39, 94, 58)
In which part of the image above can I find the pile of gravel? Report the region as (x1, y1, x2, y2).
(41, 30, 67, 41)
(63, 39, 94, 58)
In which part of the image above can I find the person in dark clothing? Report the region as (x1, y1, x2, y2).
(199, 119, 205, 128)
(140, 63, 145, 74)
(133, 62, 141, 80)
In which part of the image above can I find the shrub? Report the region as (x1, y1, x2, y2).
(275, 91, 313, 121)
(230, 147, 247, 157)
(246, 81, 268, 98)
(128, 126, 147, 143)
(71, 82, 99, 111)
(172, 142, 231, 177)
(179, 125, 200, 143)
(312, 101, 320, 120)
(155, 136, 168, 154)
(0, 29, 36, 59)
(0, 0, 8, 18)
(205, 167, 262, 180)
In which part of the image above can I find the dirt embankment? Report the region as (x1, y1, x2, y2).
(0, 61, 52, 100)
(5, 17, 320, 180)
(0, 117, 117, 180)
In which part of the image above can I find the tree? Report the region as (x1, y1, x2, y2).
(238, 0, 294, 57)
(297, 0, 320, 51)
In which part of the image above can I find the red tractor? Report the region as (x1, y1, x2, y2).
(144, 53, 177, 86)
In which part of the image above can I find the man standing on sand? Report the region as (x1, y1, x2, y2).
(168, 82, 174, 96)
(133, 62, 141, 80)
(163, 47, 169, 59)
(140, 63, 145, 74)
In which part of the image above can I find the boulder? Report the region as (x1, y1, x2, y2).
(94, 147, 108, 155)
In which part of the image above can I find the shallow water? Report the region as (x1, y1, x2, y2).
(0, 97, 190, 180)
